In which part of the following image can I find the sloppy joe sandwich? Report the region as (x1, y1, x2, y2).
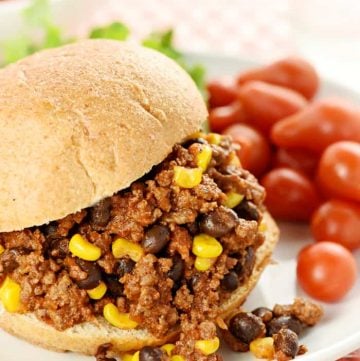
(0, 40, 279, 360)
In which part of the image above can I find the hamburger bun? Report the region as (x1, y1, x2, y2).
(0, 39, 279, 357)
(0, 39, 207, 233)
(0, 212, 278, 355)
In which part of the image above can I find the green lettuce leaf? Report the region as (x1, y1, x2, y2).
(0, 0, 206, 96)
(90, 22, 130, 41)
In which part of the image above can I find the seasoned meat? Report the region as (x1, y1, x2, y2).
(0, 135, 266, 360)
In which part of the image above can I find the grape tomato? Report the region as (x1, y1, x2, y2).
(271, 98, 360, 153)
(223, 124, 271, 177)
(273, 148, 319, 177)
(208, 101, 247, 133)
(261, 168, 320, 221)
(207, 77, 238, 108)
(317, 141, 360, 202)
(311, 199, 360, 251)
(237, 57, 319, 99)
(238, 81, 307, 134)
(297, 242, 358, 302)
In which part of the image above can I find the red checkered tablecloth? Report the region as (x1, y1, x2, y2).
(76, 0, 294, 62)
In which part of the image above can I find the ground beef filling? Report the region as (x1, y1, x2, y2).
(0, 135, 266, 360)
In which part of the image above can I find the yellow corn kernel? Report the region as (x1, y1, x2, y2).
(112, 238, 144, 262)
(122, 353, 137, 361)
(207, 133, 222, 145)
(87, 281, 107, 300)
(228, 152, 241, 166)
(131, 351, 140, 361)
(195, 337, 220, 356)
(122, 354, 133, 361)
(0, 276, 21, 313)
(162, 343, 175, 356)
(258, 221, 267, 232)
(194, 256, 217, 271)
(223, 192, 244, 209)
(192, 234, 223, 258)
(69, 234, 101, 261)
(0, 245, 4, 255)
(196, 145, 213, 172)
(188, 131, 204, 139)
(103, 303, 138, 329)
(173, 166, 203, 189)
(250, 337, 274, 359)
(171, 356, 185, 361)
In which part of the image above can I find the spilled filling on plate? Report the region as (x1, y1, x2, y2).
(0, 134, 268, 360)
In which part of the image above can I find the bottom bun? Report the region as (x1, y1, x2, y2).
(0, 212, 279, 356)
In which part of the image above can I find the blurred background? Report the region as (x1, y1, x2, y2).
(0, 0, 360, 91)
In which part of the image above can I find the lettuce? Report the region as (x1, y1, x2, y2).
(0, 0, 206, 93)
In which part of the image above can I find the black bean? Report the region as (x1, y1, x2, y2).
(49, 238, 69, 259)
(273, 328, 299, 359)
(187, 221, 199, 236)
(168, 255, 184, 282)
(229, 313, 265, 344)
(42, 222, 59, 240)
(188, 273, 201, 293)
(142, 225, 170, 254)
(244, 246, 255, 274)
(252, 307, 273, 323)
(267, 316, 304, 337)
(199, 207, 238, 238)
(171, 282, 182, 297)
(10, 247, 31, 255)
(90, 198, 112, 229)
(95, 343, 116, 361)
(234, 246, 255, 280)
(139, 346, 164, 361)
(182, 137, 207, 148)
(104, 275, 124, 297)
(75, 259, 102, 290)
(1, 255, 19, 273)
(234, 200, 260, 221)
(0, 247, 32, 273)
(115, 258, 135, 278)
(221, 271, 239, 291)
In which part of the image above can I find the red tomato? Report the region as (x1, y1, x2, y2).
(207, 77, 238, 108)
(317, 141, 360, 202)
(271, 98, 360, 154)
(338, 355, 360, 361)
(208, 101, 247, 133)
(237, 57, 319, 99)
(338, 350, 360, 361)
(297, 242, 358, 302)
(223, 124, 271, 177)
(311, 199, 360, 251)
(261, 168, 320, 221)
(238, 81, 307, 134)
(273, 148, 319, 177)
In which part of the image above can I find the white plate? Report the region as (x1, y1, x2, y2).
(0, 53, 359, 361)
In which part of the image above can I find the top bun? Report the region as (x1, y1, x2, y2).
(0, 40, 207, 232)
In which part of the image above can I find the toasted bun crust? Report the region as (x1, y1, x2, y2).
(0, 40, 207, 232)
(0, 212, 279, 355)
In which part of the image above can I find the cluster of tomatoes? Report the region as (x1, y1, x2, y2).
(207, 57, 359, 303)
